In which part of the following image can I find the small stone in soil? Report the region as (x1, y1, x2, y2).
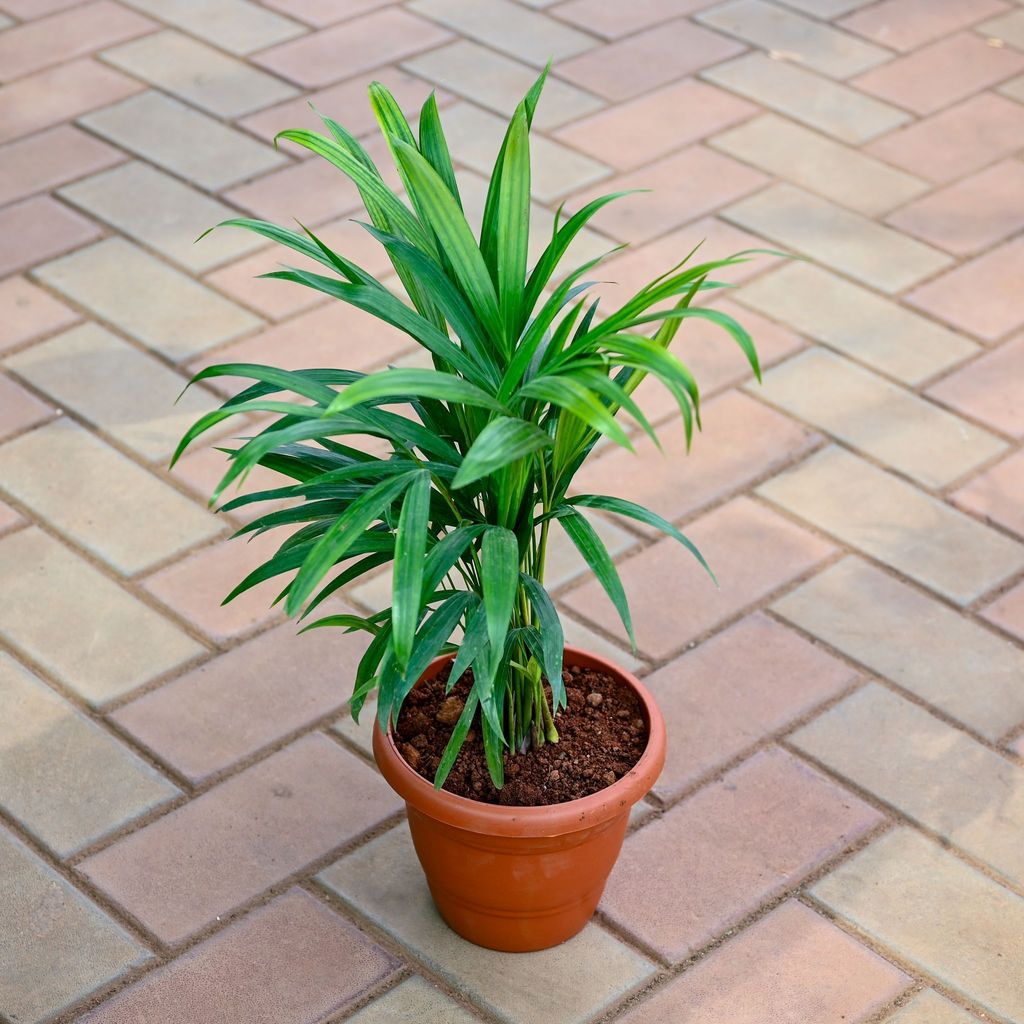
(602, 770, 616, 786)
(435, 695, 464, 726)
(587, 692, 603, 707)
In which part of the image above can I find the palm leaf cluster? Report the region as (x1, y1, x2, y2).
(174, 66, 768, 789)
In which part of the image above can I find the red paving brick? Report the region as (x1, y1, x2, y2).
(0, 374, 53, 440)
(981, 579, 1024, 643)
(840, 0, 1008, 51)
(0, 275, 79, 352)
(0, 195, 101, 278)
(952, 449, 1024, 538)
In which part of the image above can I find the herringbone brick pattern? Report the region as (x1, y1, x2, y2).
(1, 1, 1023, 1021)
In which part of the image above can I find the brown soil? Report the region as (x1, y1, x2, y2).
(394, 660, 648, 806)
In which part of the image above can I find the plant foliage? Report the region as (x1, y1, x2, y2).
(175, 67, 771, 789)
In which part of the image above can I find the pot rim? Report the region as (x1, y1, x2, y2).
(372, 644, 666, 838)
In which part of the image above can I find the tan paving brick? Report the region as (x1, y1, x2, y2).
(404, 40, 604, 131)
(888, 991, 979, 1024)
(121, 0, 305, 55)
(697, 0, 890, 78)
(347, 976, 480, 1024)
(724, 184, 953, 292)
(617, 900, 909, 1024)
(601, 747, 881, 962)
(102, 29, 298, 118)
(645, 613, 857, 802)
(0, 825, 151, 1024)
(0, 651, 178, 857)
(0, 57, 143, 144)
(952, 449, 1024, 538)
(573, 389, 820, 529)
(80, 733, 401, 946)
(710, 113, 929, 217)
(812, 828, 1024, 1022)
(736, 263, 977, 384)
(561, 496, 834, 660)
(567, 145, 767, 244)
(906, 236, 1024, 343)
(319, 825, 656, 1024)
(840, 0, 1009, 51)
(0, 0, 79, 13)
(77, 889, 399, 1024)
(0, 373, 52, 440)
(0, 419, 222, 575)
(1000, 69, 1024, 102)
(410, 0, 594, 66)
(853, 32, 1024, 115)
(701, 53, 910, 144)
(259, 0, 392, 27)
(5, 323, 219, 463)
(34, 237, 262, 361)
(753, 348, 1005, 486)
(773, 557, 1024, 739)
(794, 683, 1024, 886)
(776, 0, 878, 15)
(552, 0, 711, 39)
(0, 275, 79, 354)
(111, 616, 366, 783)
(558, 17, 743, 100)
(555, 78, 756, 171)
(0, 528, 204, 706)
(559, 614, 646, 674)
(981, 578, 1024, 643)
(0, 124, 124, 208)
(758, 446, 1024, 604)
(982, 8, 1024, 47)
(866, 93, 1024, 183)
(0, 194, 102, 278)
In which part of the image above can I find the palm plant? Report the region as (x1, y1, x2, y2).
(174, 67, 766, 790)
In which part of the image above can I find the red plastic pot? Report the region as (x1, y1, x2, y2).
(372, 645, 666, 952)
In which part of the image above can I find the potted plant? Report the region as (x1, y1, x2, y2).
(174, 67, 765, 952)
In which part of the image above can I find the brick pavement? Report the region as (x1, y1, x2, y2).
(0, 1, 1023, 1021)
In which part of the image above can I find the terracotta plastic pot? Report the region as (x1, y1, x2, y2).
(372, 645, 666, 952)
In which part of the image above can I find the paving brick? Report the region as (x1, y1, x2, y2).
(555, 78, 755, 171)
(840, 0, 1009, 51)
(558, 17, 743, 100)
(697, 0, 889, 78)
(1000, 70, 1024, 102)
(102, 29, 298, 118)
(60, 162, 264, 273)
(552, 0, 712, 38)
(34, 237, 262, 361)
(81, 91, 285, 191)
(0, 525, 202, 704)
(906, 236, 1024, 343)
(567, 146, 767, 244)
(773, 557, 1024, 739)
(601, 747, 881, 962)
(0, 419, 221, 575)
(866, 93, 1024, 183)
(0, 124, 123, 208)
(776, 0, 878, 15)
(0, 651, 178, 858)
(982, 8, 1024, 47)
(753, 348, 1004, 486)
(121, 0, 305, 55)
(0, 499, 21, 534)
(854, 32, 1024, 116)
(888, 991, 979, 1024)
(981, 578, 1024, 643)
(645, 613, 856, 802)
(0, 194, 101, 278)
(724, 184, 952, 292)
(710, 113, 928, 217)
(952, 448, 1024, 538)
(759, 446, 1024, 604)
(319, 826, 656, 1024)
(404, 40, 603, 131)
(437, 101, 609, 202)
(0, 57, 142, 144)
(0, 825, 151, 1024)
(347, 976, 480, 1024)
(794, 683, 1024, 886)
(0, 373, 52, 440)
(5, 323, 217, 462)
(702, 53, 910, 144)
(562, 496, 834, 660)
(574, 390, 819, 529)
(617, 900, 909, 1024)
(259, 0, 392, 26)
(111, 616, 367, 783)
(78, 889, 399, 1024)
(0, 275, 78, 354)
(737, 263, 976, 384)
(927, 334, 1024, 437)
(80, 733, 401, 946)
(410, 0, 594, 66)
(0, 0, 79, 15)
(560, 614, 646, 674)
(813, 828, 1024, 1022)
